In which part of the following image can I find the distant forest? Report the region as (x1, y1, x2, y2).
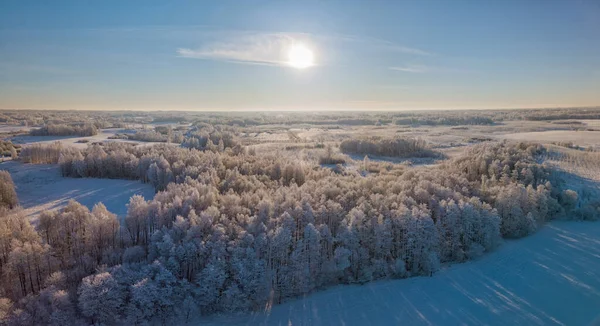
(2, 107, 600, 129)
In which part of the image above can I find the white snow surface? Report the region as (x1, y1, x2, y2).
(10, 128, 170, 149)
(500, 130, 600, 148)
(0, 160, 155, 219)
(0, 124, 31, 133)
(200, 221, 600, 326)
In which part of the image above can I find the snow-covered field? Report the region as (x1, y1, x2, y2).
(0, 124, 31, 133)
(10, 128, 169, 149)
(0, 160, 155, 219)
(500, 130, 600, 148)
(201, 221, 600, 326)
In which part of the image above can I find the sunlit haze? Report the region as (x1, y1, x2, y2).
(288, 44, 314, 69)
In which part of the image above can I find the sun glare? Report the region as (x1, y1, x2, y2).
(288, 44, 314, 69)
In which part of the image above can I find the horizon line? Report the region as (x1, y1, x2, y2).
(1, 106, 600, 113)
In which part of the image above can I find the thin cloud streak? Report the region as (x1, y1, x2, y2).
(177, 32, 306, 67)
(376, 40, 433, 56)
(177, 48, 283, 66)
(389, 64, 431, 73)
(177, 30, 432, 67)
(389, 65, 472, 74)
(332, 34, 434, 56)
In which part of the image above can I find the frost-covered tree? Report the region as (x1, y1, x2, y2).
(90, 203, 120, 264)
(126, 262, 181, 325)
(0, 171, 18, 209)
(78, 272, 124, 324)
(125, 195, 150, 246)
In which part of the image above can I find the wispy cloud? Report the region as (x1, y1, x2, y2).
(333, 35, 433, 56)
(389, 64, 470, 74)
(177, 30, 431, 67)
(373, 40, 433, 56)
(177, 32, 311, 66)
(389, 64, 431, 73)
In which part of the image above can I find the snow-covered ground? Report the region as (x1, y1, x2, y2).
(0, 124, 31, 133)
(500, 130, 600, 148)
(10, 128, 169, 149)
(0, 161, 155, 219)
(201, 221, 600, 326)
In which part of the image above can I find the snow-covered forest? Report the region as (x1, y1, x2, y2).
(29, 124, 98, 137)
(339, 137, 439, 158)
(1, 126, 598, 325)
(3, 107, 600, 131)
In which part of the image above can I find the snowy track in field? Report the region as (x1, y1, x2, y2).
(201, 221, 600, 326)
(0, 161, 155, 219)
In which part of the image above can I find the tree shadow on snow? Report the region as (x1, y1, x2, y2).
(213, 223, 600, 326)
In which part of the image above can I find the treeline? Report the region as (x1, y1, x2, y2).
(19, 142, 79, 164)
(394, 116, 494, 126)
(1, 140, 593, 324)
(57, 142, 304, 191)
(120, 130, 168, 142)
(4, 108, 600, 133)
(4, 107, 600, 130)
(30, 123, 98, 137)
(0, 110, 149, 130)
(524, 110, 600, 121)
(132, 130, 184, 143)
(340, 137, 441, 158)
(109, 128, 185, 143)
(152, 115, 188, 123)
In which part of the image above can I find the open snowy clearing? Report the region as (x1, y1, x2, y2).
(0, 160, 155, 219)
(580, 120, 600, 128)
(201, 221, 600, 326)
(10, 128, 169, 149)
(500, 130, 600, 148)
(0, 124, 31, 133)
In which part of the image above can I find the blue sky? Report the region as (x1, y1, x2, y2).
(0, 0, 599, 111)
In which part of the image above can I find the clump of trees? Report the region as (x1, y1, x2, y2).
(0, 141, 19, 159)
(0, 171, 18, 208)
(19, 143, 63, 164)
(551, 141, 580, 150)
(19, 142, 78, 164)
(0, 140, 594, 325)
(56, 142, 305, 190)
(0, 201, 120, 325)
(125, 130, 168, 142)
(319, 145, 347, 165)
(30, 123, 98, 137)
(182, 124, 240, 153)
(340, 137, 441, 158)
(114, 129, 185, 143)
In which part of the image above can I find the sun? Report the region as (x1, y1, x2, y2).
(288, 44, 314, 69)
